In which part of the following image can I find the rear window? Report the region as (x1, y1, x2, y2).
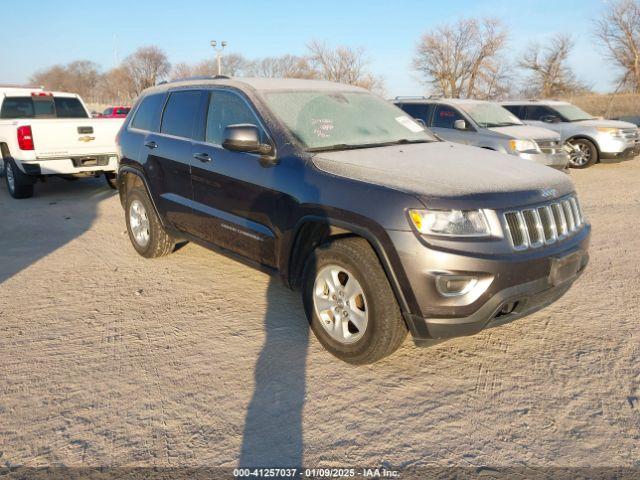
(160, 90, 201, 139)
(0, 96, 87, 119)
(131, 94, 165, 132)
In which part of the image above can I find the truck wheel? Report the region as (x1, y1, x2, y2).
(4, 158, 34, 199)
(568, 139, 597, 168)
(125, 187, 175, 258)
(302, 237, 407, 364)
(105, 172, 118, 190)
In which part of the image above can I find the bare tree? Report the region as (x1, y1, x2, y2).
(307, 40, 384, 92)
(95, 66, 137, 104)
(122, 46, 171, 95)
(595, 0, 640, 92)
(31, 60, 101, 101)
(246, 55, 317, 79)
(413, 18, 508, 98)
(519, 34, 586, 97)
(171, 54, 249, 80)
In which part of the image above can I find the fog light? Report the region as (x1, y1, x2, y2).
(435, 274, 479, 297)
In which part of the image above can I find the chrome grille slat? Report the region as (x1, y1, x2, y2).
(503, 195, 584, 251)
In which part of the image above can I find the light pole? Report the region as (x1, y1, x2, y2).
(210, 40, 227, 76)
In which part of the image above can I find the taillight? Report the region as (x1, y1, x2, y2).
(17, 126, 34, 150)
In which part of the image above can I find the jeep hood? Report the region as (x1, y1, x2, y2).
(488, 125, 560, 140)
(312, 142, 574, 207)
(572, 118, 637, 129)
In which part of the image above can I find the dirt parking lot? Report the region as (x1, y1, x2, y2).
(0, 161, 639, 474)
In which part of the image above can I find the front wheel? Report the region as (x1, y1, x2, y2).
(125, 187, 175, 258)
(568, 139, 598, 168)
(302, 237, 408, 364)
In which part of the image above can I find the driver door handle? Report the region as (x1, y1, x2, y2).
(193, 152, 211, 163)
(144, 140, 157, 149)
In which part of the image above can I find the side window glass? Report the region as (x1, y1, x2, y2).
(206, 91, 265, 145)
(399, 103, 433, 124)
(526, 106, 553, 121)
(131, 93, 165, 132)
(161, 90, 202, 139)
(503, 105, 523, 118)
(432, 105, 464, 129)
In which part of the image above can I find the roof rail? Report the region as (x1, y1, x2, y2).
(163, 74, 232, 85)
(0, 84, 43, 89)
(394, 95, 428, 100)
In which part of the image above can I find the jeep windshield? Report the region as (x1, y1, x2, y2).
(551, 104, 594, 122)
(262, 90, 436, 151)
(461, 103, 523, 128)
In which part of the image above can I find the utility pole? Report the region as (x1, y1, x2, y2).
(210, 40, 227, 76)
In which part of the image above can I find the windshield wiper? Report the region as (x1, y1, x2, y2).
(306, 139, 430, 152)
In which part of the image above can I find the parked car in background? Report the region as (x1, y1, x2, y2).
(395, 97, 570, 171)
(116, 77, 589, 364)
(99, 106, 131, 118)
(0, 85, 124, 198)
(502, 100, 640, 168)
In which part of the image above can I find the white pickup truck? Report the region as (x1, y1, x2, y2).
(0, 85, 124, 198)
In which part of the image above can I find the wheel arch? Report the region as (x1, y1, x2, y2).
(567, 135, 601, 159)
(286, 216, 414, 318)
(117, 166, 165, 226)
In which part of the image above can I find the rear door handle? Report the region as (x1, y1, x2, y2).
(193, 152, 211, 162)
(144, 140, 158, 149)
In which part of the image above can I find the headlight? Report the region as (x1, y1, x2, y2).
(408, 209, 491, 237)
(509, 139, 538, 152)
(596, 127, 623, 137)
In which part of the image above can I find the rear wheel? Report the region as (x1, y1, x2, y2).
(125, 186, 175, 258)
(302, 237, 407, 364)
(4, 158, 34, 199)
(105, 172, 118, 190)
(568, 138, 597, 168)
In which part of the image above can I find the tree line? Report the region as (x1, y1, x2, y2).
(29, 0, 640, 104)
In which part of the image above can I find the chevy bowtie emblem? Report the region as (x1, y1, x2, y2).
(541, 188, 557, 198)
(78, 135, 95, 142)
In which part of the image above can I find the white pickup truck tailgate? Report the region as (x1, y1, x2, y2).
(29, 118, 124, 158)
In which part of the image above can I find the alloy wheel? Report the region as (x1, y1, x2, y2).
(129, 199, 151, 247)
(313, 264, 368, 344)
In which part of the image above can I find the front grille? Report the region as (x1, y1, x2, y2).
(503, 195, 584, 250)
(621, 128, 639, 140)
(537, 138, 563, 154)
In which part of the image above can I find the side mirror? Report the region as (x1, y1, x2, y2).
(453, 119, 467, 130)
(414, 118, 426, 128)
(222, 124, 273, 156)
(541, 115, 560, 124)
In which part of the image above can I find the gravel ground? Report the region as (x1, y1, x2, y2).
(0, 161, 638, 475)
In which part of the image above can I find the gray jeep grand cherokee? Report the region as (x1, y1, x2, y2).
(116, 77, 590, 364)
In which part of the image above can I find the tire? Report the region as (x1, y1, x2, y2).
(105, 172, 118, 190)
(4, 158, 34, 199)
(302, 237, 408, 364)
(568, 138, 598, 168)
(125, 186, 175, 258)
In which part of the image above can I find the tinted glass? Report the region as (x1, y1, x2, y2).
(161, 91, 201, 138)
(104, 108, 114, 115)
(503, 105, 523, 118)
(525, 105, 555, 121)
(432, 105, 465, 129)
(1, 97, 35, 118)
(131, 93, 165, 132)
(206, 90, 264, 145)
(399, 103, 433, 124)
(54, 97, 88, 118)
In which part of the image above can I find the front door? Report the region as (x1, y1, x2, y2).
(429, 105, 474, 145)
(189, 89, 278, 267)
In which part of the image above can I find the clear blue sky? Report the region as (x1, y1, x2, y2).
(0, 0, 612, 96)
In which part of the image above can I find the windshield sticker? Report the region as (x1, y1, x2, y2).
(395, 116, 423, 133)
(312, 118, 334, 138)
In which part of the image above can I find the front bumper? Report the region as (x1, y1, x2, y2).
(389, 225, 590, 342)
(517, 151, 570, 170)
(597, 134, 640, 160)
(17, 155, 118, 176)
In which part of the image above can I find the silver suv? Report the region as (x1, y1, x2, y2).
(502, 100, 640, 168)
(395, 98, 570, 170)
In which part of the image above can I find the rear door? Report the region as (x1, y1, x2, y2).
(138, 89, 204, 231)
(188, 88, 278, 267)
